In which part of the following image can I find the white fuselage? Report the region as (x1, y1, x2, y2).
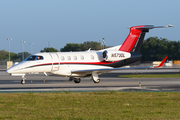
(7, 50, 131, 77)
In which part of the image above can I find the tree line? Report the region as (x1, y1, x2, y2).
(0, 37, 179, 62)
(140, 37, 180, 61)
(0, 50, 31, 62)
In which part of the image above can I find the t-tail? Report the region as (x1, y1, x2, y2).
(119, 25, 174, 53)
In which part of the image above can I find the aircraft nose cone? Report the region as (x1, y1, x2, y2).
(6, 68, 12, 74)
(6, 66, 15, 74)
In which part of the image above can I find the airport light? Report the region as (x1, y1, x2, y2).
(102, 38, 106, 49)
(29, 43, 34, 55)
(99, 39, 103, 49)
(99, 38, 105, 49)
(7, 38, 12, 61)
(21, 41, 25, 60)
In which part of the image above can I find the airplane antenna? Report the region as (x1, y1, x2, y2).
(88, 48, 91, 51)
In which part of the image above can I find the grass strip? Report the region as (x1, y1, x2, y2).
(0, 92, 180, 119)
(118, 74, 180, 78)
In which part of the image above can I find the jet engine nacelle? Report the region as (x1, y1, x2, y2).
(102, 50, 131, 61)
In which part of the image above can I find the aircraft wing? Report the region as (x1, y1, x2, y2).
(71, 56, 167, 74)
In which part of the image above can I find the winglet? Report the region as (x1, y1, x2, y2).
(154, 56, 168, 68)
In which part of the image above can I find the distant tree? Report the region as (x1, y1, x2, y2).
(82, 41, 101, 50)
(40, 47, 59, 52)
(17, 52, 31, 61)
(60, 41, 102, 52)
(0, 50, 25, 62)
(60, 43, 83, 52)
(140, 37, 180, 61)
(10, 52, 18, 61)
(0, 50, 8, 61)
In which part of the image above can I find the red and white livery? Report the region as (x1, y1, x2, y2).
(7, 25, 173, 84)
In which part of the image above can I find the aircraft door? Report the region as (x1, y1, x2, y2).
(49, 53, 60, 71)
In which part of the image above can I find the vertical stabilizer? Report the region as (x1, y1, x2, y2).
(119, 25, 173, 53)
(119, 25, 146, 52)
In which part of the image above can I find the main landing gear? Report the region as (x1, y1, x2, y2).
(69, 72, 100, 84)
(69, 77, 81, 83)
(74, 78, 81, 83)
(93, 79, 100, 83)
(21, 76, 26, 85)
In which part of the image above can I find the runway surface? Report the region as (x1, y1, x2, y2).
(0, 68, 180, 92)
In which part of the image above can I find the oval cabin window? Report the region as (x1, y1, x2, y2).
(67, 56, 71, 60)
(91, 55, 94, 60)
(80, 55, 84, 60)
(61, 56, 65, 60)
(74, 56, 77, 60)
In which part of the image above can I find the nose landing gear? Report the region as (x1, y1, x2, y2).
(92, 72, 100, 83)
(21, 76, 26, 85)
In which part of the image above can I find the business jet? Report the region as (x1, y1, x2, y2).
(7, 25, 173, 84)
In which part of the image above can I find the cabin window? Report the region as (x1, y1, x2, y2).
(91, 55, 94, 60)
(74, 56, 77, 60)
(26, 55, 43, 61)
(36, 56, 43, 60)
(67, 56, 71, 60)
(26, 55, 36, 61)
(61, 56, 65, 60)
(80, 55, 84, 60)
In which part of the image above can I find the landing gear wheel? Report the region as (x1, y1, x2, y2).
(92, 72, 100, 84)
(93, 79, 100, 83)
(21, 80, 25, 85)
(21, 75, 26, 85)
(69, 77, 74, 81)
(74, 78, 81, 83)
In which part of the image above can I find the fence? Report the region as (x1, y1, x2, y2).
(0, 61, 13, 70)
(0, 61, 6, 70)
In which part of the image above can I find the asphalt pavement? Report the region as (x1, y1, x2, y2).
(0, 68, 180, 92)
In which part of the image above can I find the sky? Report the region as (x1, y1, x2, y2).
(0, 0, 179, 54)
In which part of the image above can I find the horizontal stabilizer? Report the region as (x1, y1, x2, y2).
(135, 24, 174, 30)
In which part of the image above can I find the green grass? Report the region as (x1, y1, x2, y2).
(118, 74, 180, 78)
(0, 92, 180, 119)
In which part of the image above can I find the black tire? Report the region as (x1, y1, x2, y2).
(93, 79, 100, 83)
(74, 78, 81, 83)
(69, 77, 74, 81)
(21, 80, 25, 85)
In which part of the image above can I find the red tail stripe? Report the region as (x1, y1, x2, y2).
(119, 25, 145, 52)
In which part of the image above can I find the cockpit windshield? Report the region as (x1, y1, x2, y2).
(26, 55, 44, 61)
